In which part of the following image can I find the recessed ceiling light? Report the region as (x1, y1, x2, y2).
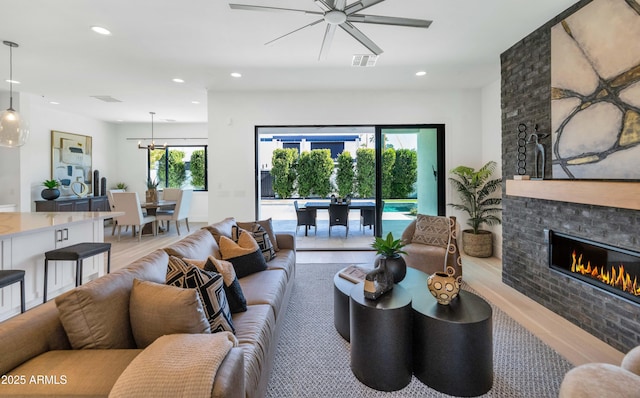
(91, 26, 111, 35)
(49, 101, 60, 105)
(230, 72, 242, 78)
(5, 79, 19, 84)
(172, 78, 185, 83)
(192, 101, 200, 104)
(416, 71, 427, 77)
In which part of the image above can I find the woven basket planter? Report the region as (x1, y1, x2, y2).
(462, 230, 493, 258)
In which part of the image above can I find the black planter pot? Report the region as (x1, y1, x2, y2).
(374, 254, 407, 283)
(41, 188, 60, 200)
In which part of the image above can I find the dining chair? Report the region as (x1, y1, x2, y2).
(111, 192, 157, 241)
(294, 200, 317, 236)
(156, 189, 193, 235)
(107, 189, 125, 236)
(329, 203, 349, 237)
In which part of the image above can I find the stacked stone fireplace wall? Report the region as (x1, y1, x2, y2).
(501, 0, 640, 353)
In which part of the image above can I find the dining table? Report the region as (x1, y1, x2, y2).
(304, 201, 376, 210)
(140, 200, 176, 234)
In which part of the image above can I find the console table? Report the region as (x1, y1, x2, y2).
(35, 196, 109, 212)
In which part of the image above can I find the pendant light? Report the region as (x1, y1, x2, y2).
(0, 40, 28, 148)
(138, 111, 166, 150)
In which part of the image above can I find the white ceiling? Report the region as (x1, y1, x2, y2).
(0, 0, 578, 123)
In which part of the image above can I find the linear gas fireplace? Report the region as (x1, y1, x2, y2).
(548, 230, 640, 305)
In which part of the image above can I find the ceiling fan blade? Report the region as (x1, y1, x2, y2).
(318, 24, 337, 60)
(335, 0, 347, 11)
(344, 0, 386, 15)
(265, 19, 324, 46)
(314, 0, 334, 12)
(348, 14, 432, 28)
(229, 4, 322, 16)
(338, 21, 383, 55)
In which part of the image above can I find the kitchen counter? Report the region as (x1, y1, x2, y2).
(0, 211, 119, 239)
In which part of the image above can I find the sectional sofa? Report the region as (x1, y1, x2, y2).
(0, 217, 295, 398)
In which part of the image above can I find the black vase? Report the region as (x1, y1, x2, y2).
(41, 189, 60, 200)
(375, 254, 407, 283)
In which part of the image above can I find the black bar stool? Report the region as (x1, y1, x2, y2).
(0, 270, 26, 313)
(44, 242, 111, 303)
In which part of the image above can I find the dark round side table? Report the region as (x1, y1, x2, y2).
(411, 288, 493, 397)
(349, 283, 413, 392)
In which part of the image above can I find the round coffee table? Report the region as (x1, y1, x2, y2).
(350, 283, 413, 392)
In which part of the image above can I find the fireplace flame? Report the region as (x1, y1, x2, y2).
(571, 251, 640, 297)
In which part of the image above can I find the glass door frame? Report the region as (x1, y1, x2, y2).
(374, 124, 446, 236)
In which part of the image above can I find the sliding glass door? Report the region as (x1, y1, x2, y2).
(376, 125, 445, 238)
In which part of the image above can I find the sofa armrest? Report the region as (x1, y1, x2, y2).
(211, 347, 245, 398)
(559, 363, 640, 398)
(622, 346, 640, 376)
(276, 233, 295, 251)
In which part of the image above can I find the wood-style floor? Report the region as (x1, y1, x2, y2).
(104, 222, 625, 367)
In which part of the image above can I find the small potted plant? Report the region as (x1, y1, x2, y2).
(448, 161, 502, 257)
(145, 177, 159, 203)
(41, 179, 61, 200)
(371, 232, 407, 283)
(114, 182, 127, 190)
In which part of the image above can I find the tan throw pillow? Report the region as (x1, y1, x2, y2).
(129, 279, 210, 348)
(219, 231, 268, 278)
(412, 214, 450, 248)
(237, 218, 279, 251)
(184, 256, 247, 314)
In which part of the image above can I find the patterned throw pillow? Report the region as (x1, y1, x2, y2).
(412, 214, 451, 248)
(237, 218, 279, 252)
(232, 224, 276, 262)
(166, 256, 235, 333)
(219, 231, 268, 278)
(184, 256, 248, 314)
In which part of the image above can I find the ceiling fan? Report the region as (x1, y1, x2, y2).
(229, 0, 432, 60)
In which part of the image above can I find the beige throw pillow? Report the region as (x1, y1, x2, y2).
(129, 279, 210, 348)
(412, 214, 450, 248)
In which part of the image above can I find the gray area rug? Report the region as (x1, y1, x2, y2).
(266, 263, 573, 397)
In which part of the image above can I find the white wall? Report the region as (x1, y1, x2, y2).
(0, 93, 117, 211)
(481, 78, 503, 258)
(111, 122, 209, 222)
(207, 89, 484, 224)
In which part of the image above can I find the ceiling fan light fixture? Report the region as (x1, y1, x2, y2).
(0, 40, 28, 148)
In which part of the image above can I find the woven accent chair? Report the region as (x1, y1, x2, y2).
(294, 200, 317, 236)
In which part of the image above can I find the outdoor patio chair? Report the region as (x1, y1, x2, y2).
(294, 200, 317, 236)
(329, 203, 349, 237)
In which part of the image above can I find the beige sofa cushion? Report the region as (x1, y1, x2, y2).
(3, 349, 142, 397)
(130, 279, 211, 348)
(205, 217, 237, 243)
(165, 228, 221, 260)
(55, 250, 169, 349)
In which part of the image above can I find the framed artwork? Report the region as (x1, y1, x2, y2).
(550, 0, 640, 179)
(51, 130, 93, 196)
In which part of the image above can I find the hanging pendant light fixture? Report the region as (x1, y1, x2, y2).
(0, 40, 28, 148)
(138, 111, 166, 150)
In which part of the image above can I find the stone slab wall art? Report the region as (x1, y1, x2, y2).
(551, 0, 640, 179)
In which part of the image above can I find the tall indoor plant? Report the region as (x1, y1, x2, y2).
(448, 161, 502, 257)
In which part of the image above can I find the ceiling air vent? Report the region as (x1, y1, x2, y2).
(90, 95, 123, 103)
(352, 54, 378, 67)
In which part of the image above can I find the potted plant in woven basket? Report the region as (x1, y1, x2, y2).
(145, 177, 159, 203)
(448, 161, 502, 258)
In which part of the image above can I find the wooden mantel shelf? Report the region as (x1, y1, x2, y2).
(506, 179, 640, 211)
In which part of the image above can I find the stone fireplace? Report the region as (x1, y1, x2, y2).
(500, 0, 640, 353)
